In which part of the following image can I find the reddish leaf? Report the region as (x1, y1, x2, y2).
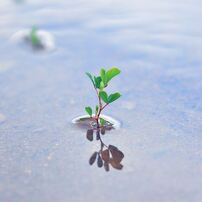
(97, 154, 103, 168)
(109, 158, 123, 170)
(101, 128, 105, 135)
(96, 130, 100, 140)
(89, 152, 97, 165)
(101, 149, 110, 162)
(104, 161, 110, 172)
(109, 145, 124, 163)
(86, 129, 93, 141)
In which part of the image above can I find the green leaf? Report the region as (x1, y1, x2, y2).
(99, 91, 108, 103)
(30, 26, 40, 45)
(100, 68, 107, 86)
(108, 92, 121, 103)
(94, 76, 102, 89)
(106, 67, 121, 83)
(85, 106, 92, 116)
(86, 72, 95, 87)
(99, 81, 105, 90)
(100, 118, 106, 126)
(95, 105, 99, 114)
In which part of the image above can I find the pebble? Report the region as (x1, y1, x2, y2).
(24, 169, 32, 175)
(0, 113, 6, 124)
(121, 101, 136, 110)
(0, 63, 12, 73)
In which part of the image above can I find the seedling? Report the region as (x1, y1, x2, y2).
(83, 67, 124, 171)
(29, 26, 41, 47)
(85, 67, 121, 129)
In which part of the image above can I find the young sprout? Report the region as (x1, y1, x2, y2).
(85, 67, 121, 128)
(30, 26, 41, 46)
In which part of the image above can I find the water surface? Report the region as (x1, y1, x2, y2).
(0, 0, 202, 202)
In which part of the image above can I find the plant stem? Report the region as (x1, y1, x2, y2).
(99, 136, 108, 150)
(93, 86, 108, 127)
(94, 88, 102, 110)
(96, 102, 108, 127)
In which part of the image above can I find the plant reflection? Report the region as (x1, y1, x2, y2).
(86, 127, 124, 172)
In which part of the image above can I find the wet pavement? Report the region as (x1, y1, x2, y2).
(0, 0, 202, 202)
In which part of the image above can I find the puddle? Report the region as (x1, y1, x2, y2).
(72, 114, 121, 130)
(72, 115, 124, 171)
(87, 128, 124, 172)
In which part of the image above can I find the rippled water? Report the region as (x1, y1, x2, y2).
(0, 0, 202, 202)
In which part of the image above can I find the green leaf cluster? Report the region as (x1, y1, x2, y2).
(99, 91, 121, 104)
(86, 67, 120, 90)
(85, 67, 121, 118)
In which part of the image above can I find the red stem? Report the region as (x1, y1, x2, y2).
(93, 86, 108, 127)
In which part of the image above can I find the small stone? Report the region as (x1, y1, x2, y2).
(69, 98, 76, 105)
(0, 63, 12, 73)
(121, 101, 136, 110)
(47, 154, 52, 160)
(0, 113, 6, 124)
(24, 169, 32, 175)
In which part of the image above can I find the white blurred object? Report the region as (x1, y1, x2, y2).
(121, 101, 136, 110)
(0, 113, 6, 124)
(10, 28, 55, 52)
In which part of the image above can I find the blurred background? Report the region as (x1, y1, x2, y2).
(0, 0, 202, 202)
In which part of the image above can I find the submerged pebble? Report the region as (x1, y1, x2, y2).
(0, 63, 13, 73)
(0, 113, 6, 124)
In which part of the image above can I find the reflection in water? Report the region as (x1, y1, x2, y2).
(86, 128, 124, 172)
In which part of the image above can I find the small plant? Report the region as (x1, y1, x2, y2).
(85, 67, 121, 128)
(29, 26, 41, 47)
(83, 67, 124, 171)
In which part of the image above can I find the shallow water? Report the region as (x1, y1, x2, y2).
(0, 0, 202, 202)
